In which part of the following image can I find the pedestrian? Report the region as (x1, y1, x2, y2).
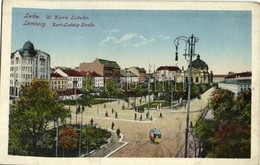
(105, 111, 108, 117)
(116, 128, 121, 138)
(146, 112, 148, 119)
(90, 118, 94, 126)
(112, 108, 114, 114)
(190, 121, 193, 128)
(111, 122, 115, 130)
(115, 112, 118, 119)
(134, 113, 137, 120)
(159, 112, 163, 118)
(140, 114, 142, 121)
(104, 104, 106, 108)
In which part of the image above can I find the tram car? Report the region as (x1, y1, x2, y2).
(149, 128, 162, 143)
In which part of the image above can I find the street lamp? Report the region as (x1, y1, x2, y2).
(147, 64, 152, 119)
(73, 80, 78, 124)
(174, 34, 199, 158)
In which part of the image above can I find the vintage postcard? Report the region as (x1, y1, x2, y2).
(0, 0, 259, 165)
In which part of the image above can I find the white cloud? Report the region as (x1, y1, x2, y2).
(157, 34, 171, 40)
(99, 36, 117, 46)
(118, 33, 137, 43)
(99, 32, 155, 47)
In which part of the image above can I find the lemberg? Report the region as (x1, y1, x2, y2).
(23, 21, 46, 28)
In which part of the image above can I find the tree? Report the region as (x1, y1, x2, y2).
(194, 88, 251, 158)
(82, 77, 94, 93)
(209, 89, 234, 122)
(82, 125, 95, 154)
(9, 79, 71, 156)
(194, 118, 217, 157)
(232, 90, 251, 124)
(208, 121, 250, 158)
(59, 125, 78, 157)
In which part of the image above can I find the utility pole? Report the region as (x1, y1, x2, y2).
(174, 34, 199, 158)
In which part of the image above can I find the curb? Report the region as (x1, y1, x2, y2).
(104, 133, 129, 158)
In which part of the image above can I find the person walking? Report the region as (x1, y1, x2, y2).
(159, 112, 163, 118)
(140, 114, 142, 121)
(112, 108, 114, 114)
(134, 113, 137, 120)
(116, 128, 121, 138)
(111, 122, 115, 130)
(115, 112, 118, 119)
(90, 118, 94, 126)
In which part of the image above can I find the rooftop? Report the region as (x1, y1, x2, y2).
(156, 66, 180, 72)
(97, 58, 120, 68)
(80, 71, 102, 77)
(51, 73, 64, 78)
(225, 71, 252, 79)
(62, 69, 82, 77)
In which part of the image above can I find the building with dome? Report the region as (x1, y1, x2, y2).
(10, 41, 51, 98)
(176, 55, 212, 84)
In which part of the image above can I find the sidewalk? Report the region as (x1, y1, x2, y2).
(87, 129, 128, 157)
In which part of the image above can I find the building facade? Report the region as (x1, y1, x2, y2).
(155, 66, 180, 81)
(54, 69, 83, 89)
(10, 41, 50, 98)
(80, 71, 104, 88)
(126, 67, 146, 83)
(176, 55, 211, 84)
(218, 71, 251, 96)
(50, 72, 67, 93)
(120, 70, 139, 84)
(79, 58, 121, 78)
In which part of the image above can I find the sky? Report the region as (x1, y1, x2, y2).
(11, 8, 251, 74)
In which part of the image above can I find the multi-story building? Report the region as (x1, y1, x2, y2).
(218, 71, 251, 96)
(120, 70, 139, 84)
(10, 41, 50, 98)
(79, 58, 121, 78)
(176, 55, 212, 84)
(50, 72, 67, 95)
(54, 69, 83, 90)
(80, 71, 104, 88)
(155, 66, 180, 81)
(126, 67, 146, 83)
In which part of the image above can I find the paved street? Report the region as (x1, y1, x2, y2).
(65, 87, 215, 157)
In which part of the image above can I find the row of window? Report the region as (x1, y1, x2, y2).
(52, 81, 67, 85)
(52, 85, 66, 90)
(68, 77, 82, 81)
(67, 83, 82, 88)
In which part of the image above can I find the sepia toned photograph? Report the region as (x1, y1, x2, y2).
(1, 1, 259, 165)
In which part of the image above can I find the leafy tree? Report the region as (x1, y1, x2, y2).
(208, 121, 250, 158)
(82, 125, 95, 154)
(232, 90, 251, 124)
(59, 125, 78, 156)
(194, 88, 251, 158)
(209, 89, 234, 122)
(82, 77, 94, 93)
(194, 118, 217, 157)
(9, 79, 71, 156)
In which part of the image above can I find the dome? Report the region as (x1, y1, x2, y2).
(191, 55, 208, 70)
(23, 41, 35, 56)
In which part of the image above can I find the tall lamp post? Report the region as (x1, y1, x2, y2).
(73, 80, 78, 124)
(174, 34, 199, 158)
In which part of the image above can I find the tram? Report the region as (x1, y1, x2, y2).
(149, 128, 162, 143)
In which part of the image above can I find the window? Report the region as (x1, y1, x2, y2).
(196, 77, 199, 83)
